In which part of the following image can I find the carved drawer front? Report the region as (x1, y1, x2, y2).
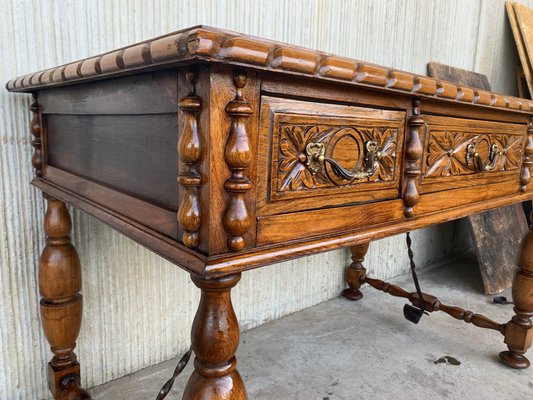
(258, 96, 406, 215)
(420, 115, 527, 193)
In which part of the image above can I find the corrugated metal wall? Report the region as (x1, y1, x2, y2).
(0, 1, 527, 398)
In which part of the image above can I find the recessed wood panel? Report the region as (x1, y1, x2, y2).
(419, 115, 527, 194)
(46, 114, 179, 210)
(257, 96, 406, 216)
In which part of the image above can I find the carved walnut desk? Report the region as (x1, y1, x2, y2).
(7, 26, 533, 399)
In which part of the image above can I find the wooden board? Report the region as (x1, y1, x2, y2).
(428, 61, 528, 294)
(506, 2, 533, 98)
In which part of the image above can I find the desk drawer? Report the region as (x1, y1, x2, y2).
(257, 96, 406, 215)
(420, 115, 526, 193)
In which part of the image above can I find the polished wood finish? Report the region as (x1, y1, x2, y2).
(427, 61, 529, 294)
(30, 93, 43, 177)
(500, 214, 533, 368)
(38, 70, 178, 115)
(46, 113, 179, 210)
(522, 119, 533, 192)
(184, 274, 247, 399)
(257, 97, 405, 215)
(362, 275, 507, 333)
(8, 26, 533, 399)
(178, 68, 203, 248)
(403, 99, 423, 218)
(8, 27, 533, 114)
(343, 242, 370, 301)
(223, 70, 254, 252)
(39, 196, 90, 399)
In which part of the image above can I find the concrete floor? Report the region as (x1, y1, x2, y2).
(90, 254, 533, 399)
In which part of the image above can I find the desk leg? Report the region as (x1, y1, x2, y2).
(39, 195, 91, 399)
(500, 226, 533, 369)
(343, 242, 370, 301)
(183, 274, 247, 400)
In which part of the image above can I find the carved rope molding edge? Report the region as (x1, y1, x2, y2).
(6, 26, 533, 114)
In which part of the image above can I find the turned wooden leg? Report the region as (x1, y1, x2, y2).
(343, 242, 370, 301)
(183, 274, 247, 400)
(500, 224, 533, 369)
(39, 195, 91, 399)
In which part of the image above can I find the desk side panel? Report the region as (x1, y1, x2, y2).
(38, 70, 180, 241)
(45, 113, 179, 210)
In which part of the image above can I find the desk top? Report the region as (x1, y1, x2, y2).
(6, 25, 533, 115)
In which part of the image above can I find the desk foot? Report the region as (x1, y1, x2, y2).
(39, 196, 91, 399)
(63, 378, 92, 400)
(184, 274, 248, 400)
(343, 242, 370, 301)
(499, 351, 530, 369)
(500, 226, 533, 369)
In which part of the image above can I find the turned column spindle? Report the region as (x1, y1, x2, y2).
(500, 216, 533, 368)
(343, 242, 370, 300)
(223, 69, 254, 252)
(520, 117, 533, 192)
(183, 274, 247, 400)
(39, 195, 91, 399)
(403, 99, 424, 218)
(30, 93, 43, 177)
(178, 68, 202, 248)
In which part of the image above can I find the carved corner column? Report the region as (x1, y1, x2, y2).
(39, 196, 91, 399)
(30, 93, 43, 177)
(183, 274, 247, 400)
(520, 117, 533, 192)
(343, 242, 370, 300)
(500, 218, 533, 369)
(223, 70, 254, 252)
(403, 99, 424, 218)
(178, 69, 202, 248)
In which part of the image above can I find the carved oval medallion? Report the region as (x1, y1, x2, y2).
(325, 128, 365, 186)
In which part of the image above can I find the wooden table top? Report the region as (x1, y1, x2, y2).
(6, 25, 533, 115)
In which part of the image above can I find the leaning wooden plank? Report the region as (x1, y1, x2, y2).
(517, 65, 528, 98)
(509, 2, 533, 98)
(428, 61, 528, 294)
(428, 63, 490, 92)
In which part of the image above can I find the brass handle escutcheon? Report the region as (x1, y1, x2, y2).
(305, 140, 381, 180)
(466, 143, 500, 172)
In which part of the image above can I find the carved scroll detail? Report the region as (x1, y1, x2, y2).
(403, 99, 424, 218)
(223, 70, 254, 252)
(521, 118, 533, 192)
(177, 69, 202, 248)
(278, 125, 398, 191)
(30, 93, 43, 177)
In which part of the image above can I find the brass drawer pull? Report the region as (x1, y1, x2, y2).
(466, 143, 500, 172)
(305, 140, 381, 180)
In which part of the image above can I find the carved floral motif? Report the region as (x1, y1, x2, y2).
(277, 124, 398, 192)
(497, 134, 524, 171)
(426, 131, 472, 177)
(425, 130, 523, 178)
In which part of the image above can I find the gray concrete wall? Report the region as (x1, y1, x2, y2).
(0, 0, 526, 398)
